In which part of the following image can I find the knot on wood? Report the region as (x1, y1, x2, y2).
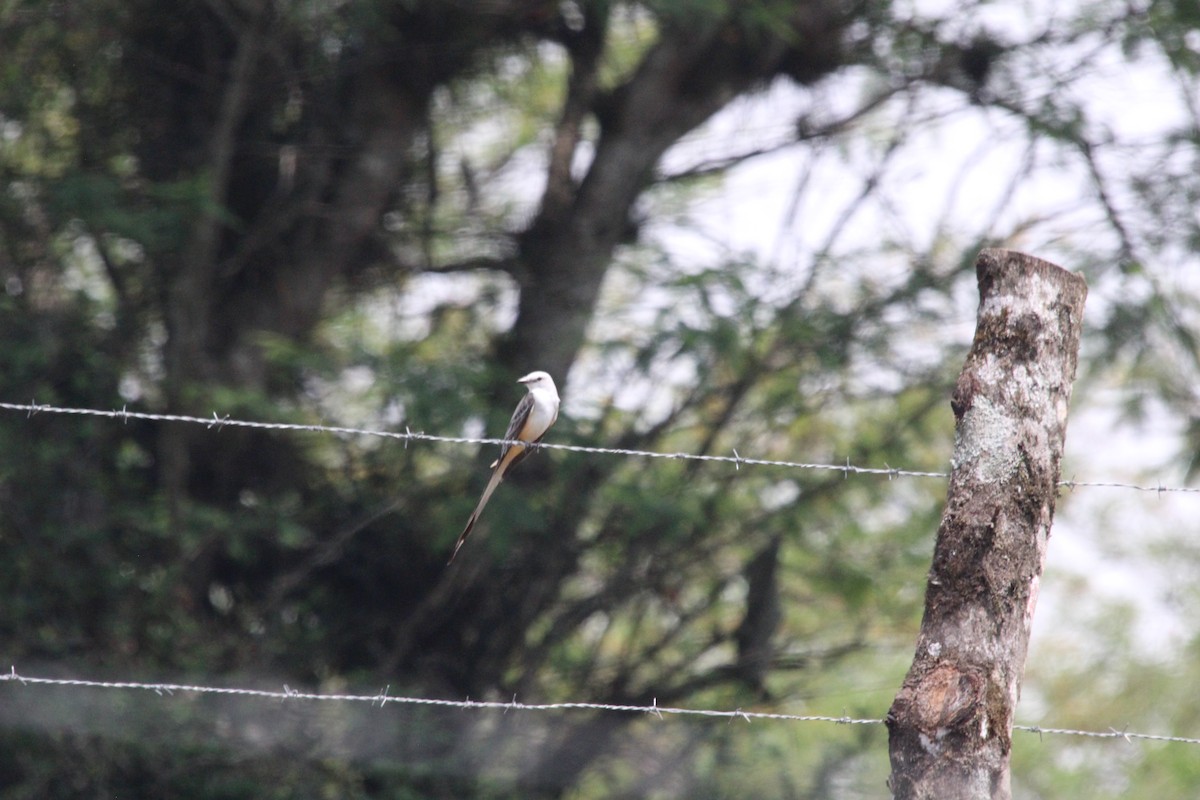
(911, 663, 987, 735)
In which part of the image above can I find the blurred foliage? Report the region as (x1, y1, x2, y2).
(1, 0, 1200, 798)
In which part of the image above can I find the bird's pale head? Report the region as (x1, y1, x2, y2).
(518, 370, 554, 388)
(516, 371, 552, 391)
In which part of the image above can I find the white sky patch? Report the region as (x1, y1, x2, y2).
(1034, 394, 1196, 658)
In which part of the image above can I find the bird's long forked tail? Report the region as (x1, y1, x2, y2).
(448, 464, 507, 564)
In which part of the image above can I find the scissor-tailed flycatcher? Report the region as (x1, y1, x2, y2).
(448, 370, 560, 563)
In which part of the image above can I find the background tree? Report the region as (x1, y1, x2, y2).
(1, 0, 1199, 797)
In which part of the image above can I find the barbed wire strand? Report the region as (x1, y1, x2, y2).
(0, 669, 872, 725)
(3, 401, 1199, 494)
(3, 669, 1198, 745)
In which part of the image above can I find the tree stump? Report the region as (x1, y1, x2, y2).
(886, 249, 1088, 799)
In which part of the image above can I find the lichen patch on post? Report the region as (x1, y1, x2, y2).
(955, 395, 1020, 483)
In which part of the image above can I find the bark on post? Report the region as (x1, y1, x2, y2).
(886, 250, 1087, 799)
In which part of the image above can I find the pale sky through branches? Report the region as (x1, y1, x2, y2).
(386, 1, 1200, 658)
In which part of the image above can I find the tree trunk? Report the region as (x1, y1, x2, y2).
(498, 6, 847, 382)
(886, 249, 1087, 799)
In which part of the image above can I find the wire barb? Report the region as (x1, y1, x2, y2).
(648, 698, 664, 720)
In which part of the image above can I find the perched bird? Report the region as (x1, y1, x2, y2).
(449, 370, 560, 563)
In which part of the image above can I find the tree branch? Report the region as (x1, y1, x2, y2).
(538, 4, 607, 222)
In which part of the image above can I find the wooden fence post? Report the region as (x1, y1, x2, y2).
(886, 250, 1088, 799)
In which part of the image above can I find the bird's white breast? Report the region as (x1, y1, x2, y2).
(525, 386, 560, 438)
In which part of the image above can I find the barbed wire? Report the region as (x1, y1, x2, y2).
(0, 400, 945, 480)
(3, 400, 1199, 494)
(1013, 723, 1200, 746)
(0, 668, 875, 725)
(3, 669, 1198, 746)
